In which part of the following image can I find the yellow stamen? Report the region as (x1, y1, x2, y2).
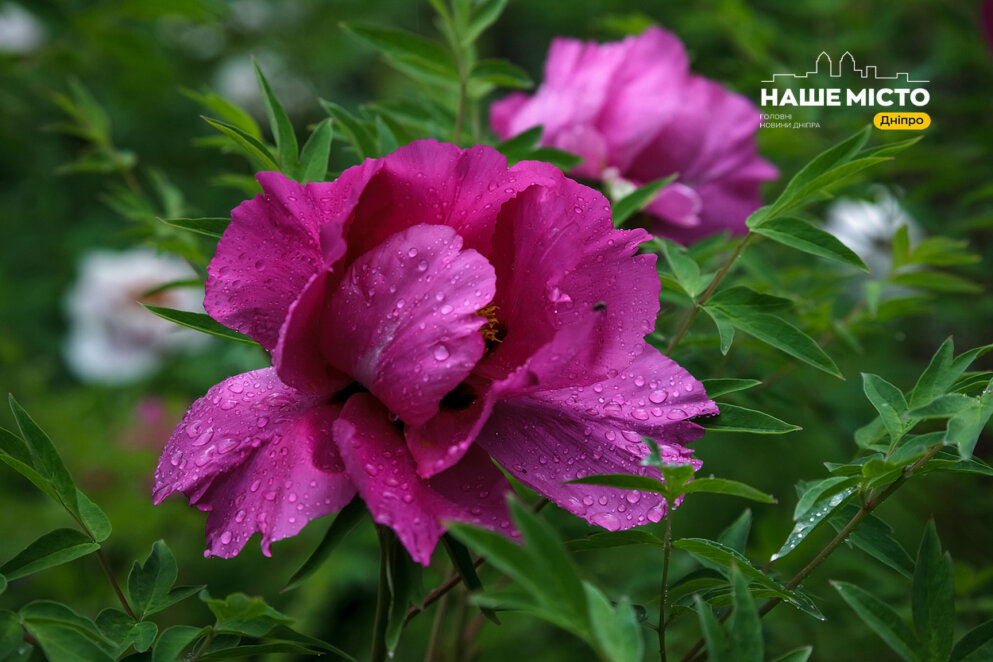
(477, 303, 504, 345)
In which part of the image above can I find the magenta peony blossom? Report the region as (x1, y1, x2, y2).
(491, 27, 778, 245)
(153, 140, 717, 565)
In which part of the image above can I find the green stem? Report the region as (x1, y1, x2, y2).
(371, 526, 394, 662)
(96, 548, 137, 620)
(424, 592, 450, 662)
(665, 234, 753, 355)
(658, 506, 674, 662)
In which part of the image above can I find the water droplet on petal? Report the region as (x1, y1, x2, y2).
(434, 345, 450, 361)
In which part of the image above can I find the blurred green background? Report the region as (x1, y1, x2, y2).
(1, 1, 991, 660)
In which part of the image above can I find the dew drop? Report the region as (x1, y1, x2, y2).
(433, 345, 450, 361)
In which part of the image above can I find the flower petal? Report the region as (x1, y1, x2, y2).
(153, 368, 355, 557)
(485, 174, 657, 385)
(206, 167, 379, 349)
(478, 396, 696, 530)
(273, 271, 351, 394)
(324, 223, 496, 426)
(342, 140, 557, 262)
(334, 393, 513, 565)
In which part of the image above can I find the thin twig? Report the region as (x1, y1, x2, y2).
(96, 548, 137, 620)
(658, 509, 674, 662)
(370, 527, 393, 662)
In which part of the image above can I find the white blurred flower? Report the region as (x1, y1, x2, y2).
(64, 249, 209, 384)
(0, 2, 44, 54)
(824, 187, 922, 275)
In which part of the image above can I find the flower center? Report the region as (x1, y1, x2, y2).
(477, 302, 506, 353)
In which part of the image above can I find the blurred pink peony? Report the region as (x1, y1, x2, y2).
(153, 140, 717, 565)
(491, 27, 778, 244)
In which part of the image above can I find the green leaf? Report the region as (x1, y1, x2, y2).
(673, 539, 790, 602)
(133, 622, 157, 652)
(913, 521, 955, 662)
(528, 146, 583, 171)
(890, 271, 981, 293)
(728, 564, 763, 662)
(703, 299, 841, 377)
(77, 491, 111, 543)
(128, 541, 178, 619)
(613, 176, 678, 226)
(770, 646, 813, 662)
(471, 59, 532, 89)
(683, 478, 776, 503)
(910, 340, 993, 408)
(718, 509, 752, 554)
(182, 87, 262, 139)
(944, 383, 993, 459)
(446, 522, 545, 602)
(159, 216, 229, 239)
(0, 428, 61, 503)
(950, 620, 993, 662)
(384, 534, 415, 655)
(700, 378, 762, 399)
(833, 581, 918, 662)
(907, 236, 981, 267)
(299, 118, 333, 183)
(9, 396, 80, 518)
(463, 0, 508, 44)
(693, 594, 729, 662)
(495, 126, 542, 162)
(342, 23, 456, 81)
(0, 574, 5, 595)
(374, 115, 398, 155)
(698, 404, 800, 434)
(657, 238, 707, 298)
(284, 496, 365, 591)
(198, 643, 323, 659)
(773, 478, 858, 561)
(202, 116, 278, 170)
(862, 373, 908, 444)
(753, 216, 868, 271)
(142, 305, 256, 345)
(264, 625, 356, 661)
(442, 535, 498, 624)
(566, 530, 664, 552)
(506, 499, 587, 624)
(151, 625, 209, 662)
(828, 506, 914, 578)
(703, 308, 736, 355)
(318, 100, 378, 160)
(584, 584, 643, 662)
(906, 393, 973, 419)
(22, 621, 116, 662)
(0, 610, 21, 659)
(0, 529, 99, 581)
(253, 60, 300, 177)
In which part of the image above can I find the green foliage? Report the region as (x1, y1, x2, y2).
(142, 305, 258, 346)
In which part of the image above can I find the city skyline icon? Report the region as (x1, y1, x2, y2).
(762, 51, 929, 84)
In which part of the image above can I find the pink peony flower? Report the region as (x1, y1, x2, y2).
(491, 27, 778, 245)
(153, 140, 717, 565)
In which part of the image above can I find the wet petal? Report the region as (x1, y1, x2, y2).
(334, 393, 513, 565)
(324, 223, 496, 426)
(478, 395, 702, 531)
(153, 368, 355, 557)
(206, 166, 379, 349)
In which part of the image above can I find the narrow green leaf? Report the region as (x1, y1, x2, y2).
(950, 620, 993, 662)
(374, 115, 398, 155)
(253, 60, 299, 176)
(0, 574, 6, 595)
(693, 594, 729, 662)
(718, 509, 752, 554)
(890, 271, 981, 293)
(76, 491, 111, 543)
(862, 373, 908, 444)
(585, 584, 643, 662)
(264, 625, 357, 661)
(159, 216, 229, 239)
(912, 521, 955, 662)
(683, 478, 776, 503)
(299, 118, 333, 183)
(446, 523, 545, 603)
(318, 100, 377, 160)
(202, 116, 278, 169)
(774, 479, 858, 561)
(284, 496, 365, 591)
(471, 59, 532, 89)
(754, 216, 868, 270)
(8, 397, 79, 517)
(828, 506, 914, 578)
(0, 428, 61, 503)
(891, 225, 911, 269)
(342, 23, 456, 80)
(527, 146, 583, 171)
(442, 535, 498, 623)
(495, 125, 542, 161)
(151, 625, 210, 662)
(703, 302, 841, 377)
(700, 379, 761, 399)
(673, 539, 786, 600)
(833, 581, 918, 662)
(506, 499, 587, 623)
(0, 610, 21, 659)
(906, 393, 973, 419)
(698, 404, 800, 434)
(770, 646, 813, 662)
(0, 530, 98, 580)
(945, 383, 993, 459)
(181, 87, 261, 139)
(613, 175, 678, 226)
(384, 537, 414, 654)
(702, 308, 735, 355)
(728, 564, 763, 662)
(142, 305, 256, 345)
(199, 643, 323, 659)
(463, 0, 509, 44)
(566, 530, 664, 552)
